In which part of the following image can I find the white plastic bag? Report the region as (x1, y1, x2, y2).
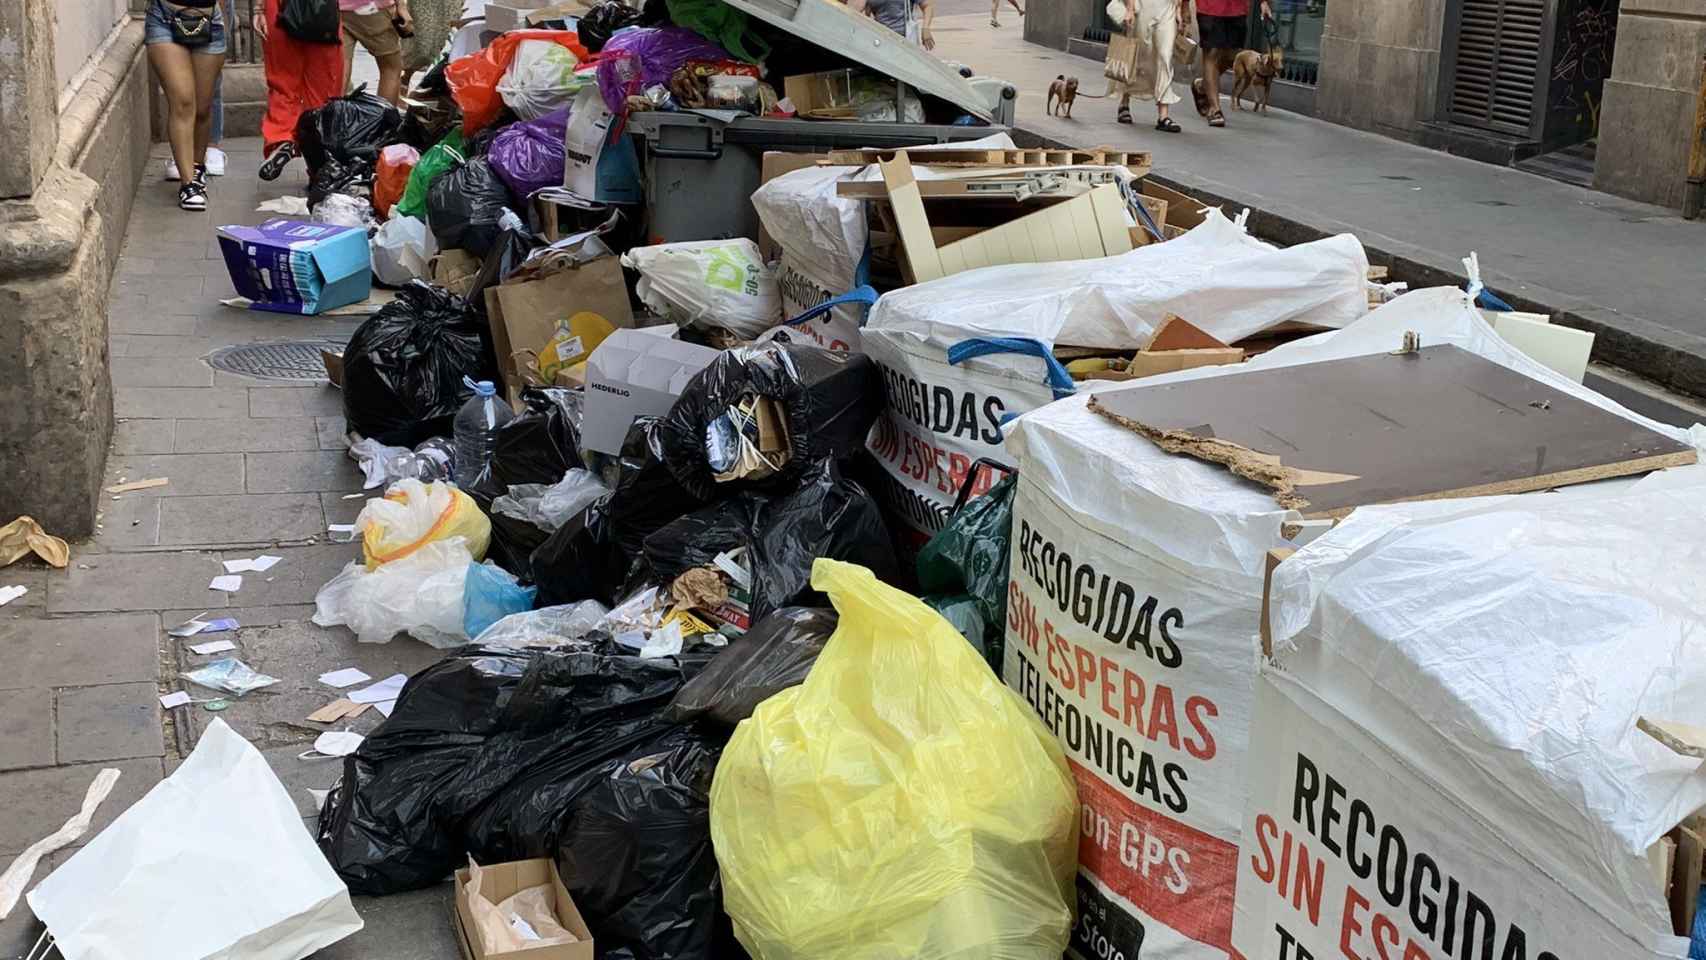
(1000, 285, 1692, 960)
(371, 215, 437, 286)
(472, 600, 611, 648)
(312, 192, 377, 229)
(491, 470, 609, 532)
(312, 537, 473, 646)
(622, 239, 781, 337)
(497, 39, 586, 120)
(27, 719, 364, 960)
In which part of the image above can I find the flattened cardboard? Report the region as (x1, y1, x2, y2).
(582, 328, 720, 456)
(1089, 343, 1696, 518)
(1146, 314, 1228, 352)
(454, 859, 593, 960)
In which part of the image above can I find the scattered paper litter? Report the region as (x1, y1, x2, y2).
(327, 523, 356, 542)
(306, 698, 364, 722)
(105, 478, 168, 494)
(349, 674, 406, 704)
(258, 196, 311, 215)
(0, 767, 121, 920)
(307, 788, 331, 807)
(640, 621, 685, 660)
(199, 618, 239, 633)
(0, 585, 26, 607)
(223, 555, 283, 573)
(180, 658, 279, 697)
(319, 667, 372, 688)
(167, 616, 212, 637)
(308, 730, 364, 758)
(373, 699, 397, 717)
(341, 493, 364, 500)
(189, 639, 237, 655)
(159, 691, 192, 709)
(0, 516, 70, 568)
(208, 574, 243, 592)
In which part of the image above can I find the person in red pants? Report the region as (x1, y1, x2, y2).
(253, 0, 344, 180)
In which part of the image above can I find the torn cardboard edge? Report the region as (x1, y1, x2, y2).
(1639, 717, 1706, 760)
(1087, 395, 1312, 510)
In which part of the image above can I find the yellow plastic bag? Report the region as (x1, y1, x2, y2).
(358, 478, 491, 571)
(710, 559, 1078, 960)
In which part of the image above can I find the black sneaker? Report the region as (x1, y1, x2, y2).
(178, 181, 207, 212)
(258, 141, 295, 182)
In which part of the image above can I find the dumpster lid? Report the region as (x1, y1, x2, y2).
(721, 0, 994, 122)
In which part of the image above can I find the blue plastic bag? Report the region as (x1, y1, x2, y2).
(463, 562, 537, 639)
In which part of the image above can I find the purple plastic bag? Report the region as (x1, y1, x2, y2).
(487, 108, 570, 198)
(594, 26, 733, 114)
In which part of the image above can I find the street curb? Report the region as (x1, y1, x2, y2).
(1010, 127, 1706, 402)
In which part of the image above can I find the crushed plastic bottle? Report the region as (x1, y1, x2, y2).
(453, 377, 515, 488)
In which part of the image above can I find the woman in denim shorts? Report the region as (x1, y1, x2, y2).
(144, 0, 227, 211)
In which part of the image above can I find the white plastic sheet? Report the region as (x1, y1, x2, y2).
(861, 208, 1370, 547)
(999, 285, 1695, 960)
(27, 720, 363, 960)
(1234, 484, 1706, 960)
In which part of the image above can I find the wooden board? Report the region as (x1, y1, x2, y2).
(827, 147, 1151, 175)
(1147, 314, 1229, 352)
(1088, 343, 1696, 518)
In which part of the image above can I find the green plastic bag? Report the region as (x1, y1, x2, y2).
(918, 471, 1015, 672)
(664, 0, 770, 63)
(394, 128, 465, 221)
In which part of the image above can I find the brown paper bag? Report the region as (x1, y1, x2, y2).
(486, 256, 634, 399)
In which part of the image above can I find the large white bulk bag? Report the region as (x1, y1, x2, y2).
(1001, 284, 1694, 960)
(751, 133, 1017, 352)
(1237, 483, 1706, 960)
(867, 209, 1370, 550)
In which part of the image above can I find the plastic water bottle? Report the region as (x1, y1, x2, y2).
(453, 377, 514, 487)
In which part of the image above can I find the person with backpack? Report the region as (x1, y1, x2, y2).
(254, 0, 345, 180)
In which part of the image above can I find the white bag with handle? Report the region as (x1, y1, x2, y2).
(27, 719, 363, 960)
(622, 238, 782, 337)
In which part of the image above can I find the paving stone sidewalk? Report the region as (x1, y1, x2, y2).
(1, 140, 461, 959)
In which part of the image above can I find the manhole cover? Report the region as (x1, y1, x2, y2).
(206, 339, 347, 382)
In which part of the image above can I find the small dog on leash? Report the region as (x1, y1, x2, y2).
(1231, 48, 1283, 111)
(1047, 75, 1080, 118)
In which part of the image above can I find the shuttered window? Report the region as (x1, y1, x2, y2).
(1448, 0, 1545, 135)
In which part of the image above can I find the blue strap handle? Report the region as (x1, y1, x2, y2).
(947, 337, 1076, 400)
(1474, 287, 1514, 312)
(780, 284, 878, 328)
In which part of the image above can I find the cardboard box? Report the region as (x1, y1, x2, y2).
(485, 257, 634, 405)
(432, 249, 483, 298)
(582, 328, 720, 455)
(216, 219, 372, 315)
(483, 0, 550, 31)
(453, 859, 593, 960)
(783, 70, 858, 119)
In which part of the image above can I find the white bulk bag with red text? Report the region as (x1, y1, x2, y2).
(866, 209, 1369, 552)
(1236, 484, 1706, 960)
(1000, 285, 1693, 960)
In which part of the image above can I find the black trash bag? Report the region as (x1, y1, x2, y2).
(663, 607, 836, 726)
(279, 0, 340, 43)
(633, 461, 899, 623)
(305, 156, 374, 209)
(341, 281, 493, 446)
(296, 86, 403, 172)
(427, 157, 518, 258)
(467, 210, 544, 314)
(577, 0, 643, 51)
(532, 418, 712, 608)
(467, 388, 587, 579)
(918, 471, 1016, 672)
(317, 639, 717, 895)
(553, 726, 730, 960)
(658, 343, 882, 502)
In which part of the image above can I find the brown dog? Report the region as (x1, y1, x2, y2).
(1231, 48, 1283, 112)
(1047, 75, 1080, 118)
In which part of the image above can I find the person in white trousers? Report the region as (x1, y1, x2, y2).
(1110, 0, 1186, 132)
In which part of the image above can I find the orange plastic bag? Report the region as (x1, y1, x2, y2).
(447, 30, 589, 134)
(373, 143, 420, 220)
